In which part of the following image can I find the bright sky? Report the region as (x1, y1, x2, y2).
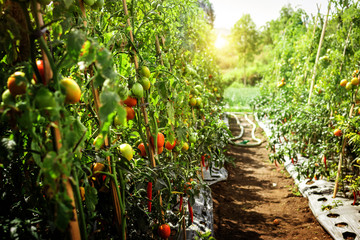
(210, 0, 330, 30)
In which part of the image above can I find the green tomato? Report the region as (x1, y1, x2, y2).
(189, 134, 197, 143)
(132, 83, 144, 98)
(346, 82, 353, 90)
(113, 115, 122, 127)
(35, 88, 57, 110)
(1, 89, 15, 106)
(196, 97, 202, 107)
(140, 66, 151, 78)
(84, 0, 95, 6)
(194, 85, 202, 92)
(190, 88, 199, 96)
(140, 77, 151, 90)
(119, 143, 133, 161)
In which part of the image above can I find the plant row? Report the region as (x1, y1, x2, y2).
(0, 0, 229, 239)
(251, 1, 360, 205)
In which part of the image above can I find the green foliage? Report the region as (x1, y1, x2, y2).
(251, 1, 360, 202)
(231, 14, 258, 62)
(0, 0, 229, 239)
(224, 82, 259, 111)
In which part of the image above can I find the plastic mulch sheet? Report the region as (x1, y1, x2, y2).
(256, 114, 360, 240)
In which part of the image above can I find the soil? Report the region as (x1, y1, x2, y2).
(210, 114, 333, 240)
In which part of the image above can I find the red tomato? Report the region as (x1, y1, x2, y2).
(158, 224, 171, 239)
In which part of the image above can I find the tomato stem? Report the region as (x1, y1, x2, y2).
(71, 170, 88, 240)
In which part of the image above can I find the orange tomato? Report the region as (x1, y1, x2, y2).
(151, 132, 165, 148)
(138, 143, 147, 157)
(7, 72, 27, 96)
(157, 146, 164, 154)
(60, 78, 81, 104)
(126, 106, 135, 120)
(334, 129, 342, 137)
(123, 96, 137, 107)
(165, 140, 176, 150)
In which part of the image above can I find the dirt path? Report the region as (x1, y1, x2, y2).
(210, 115, 332, 240)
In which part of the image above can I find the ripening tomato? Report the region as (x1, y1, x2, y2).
(181, 142, 189, 151)
(60, 78, 81, 104)
(33, 60, 46, 84)
(340, 79, 347, 87)
(189, 98, 196, 106)
(79, 187, 85, 201)
(138, 143, 147, 157)
(126, 107, 135, 120)
(123, 96, 137, 107)
(158, 224, 171, 239)
(93, 162, 105, 172)
(334, 129, 342, 137)
(165, 140, 176, 150)
(140, 66, 151, 78)
(119, 143, 133, 161)
(157, 146, 164, 154)
(151, 132, 165, 148)
(7, 71, 27, 96)
(351, 77, 359, 86)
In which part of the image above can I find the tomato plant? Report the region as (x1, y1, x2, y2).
(251, 1, 360, 203)
(0, 0, 228, 239)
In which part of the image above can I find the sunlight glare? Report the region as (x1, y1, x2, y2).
(215, 34, 228, 49)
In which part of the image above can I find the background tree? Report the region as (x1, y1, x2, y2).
(231, 14, 258, 86)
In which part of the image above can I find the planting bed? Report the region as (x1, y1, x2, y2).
(211, 113, 332, 240)
(257, 114, 360, 240)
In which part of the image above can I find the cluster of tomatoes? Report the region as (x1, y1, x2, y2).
(3, 60, 81, 110)
(339, 70, 360, 90)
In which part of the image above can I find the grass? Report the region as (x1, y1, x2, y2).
(223, 81, 260, 112)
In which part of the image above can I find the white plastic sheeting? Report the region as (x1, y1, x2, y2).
(257, 114, 360, 240)
(180, 116, 229, 239)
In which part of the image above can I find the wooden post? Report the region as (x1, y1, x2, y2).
(333, 138, 347, 198)
(308, 1, 331, 105)
(303, 10, 319, 83)
(34, 2, 53, 85)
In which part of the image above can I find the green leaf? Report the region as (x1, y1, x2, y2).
(67, 30, 85, 61)
(31, 140, 42, 167)
(55, 195, 74, 231)
(62, 116, 86, 152)
(115, 106, 127, 126)
(96, 48, 112, 69)
(166, 101, 174, 125)
(94, 72, 106, 88)
(156, 80, 168, 99)
(85, 185, 98, 213)
(99, 91, 120, 124)
(80, 40, 96, 66)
